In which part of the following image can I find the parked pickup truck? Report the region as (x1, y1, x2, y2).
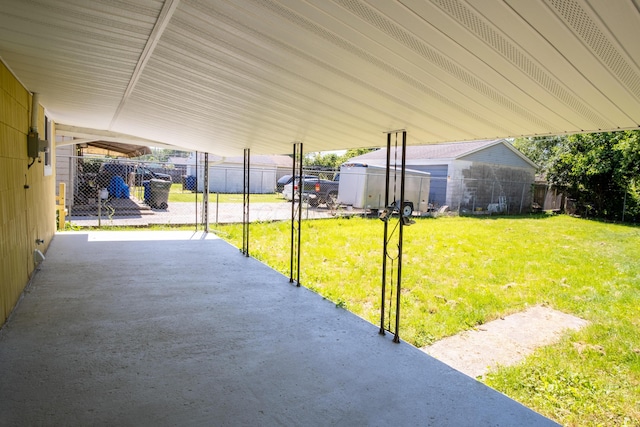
(283, 175, 340, 207)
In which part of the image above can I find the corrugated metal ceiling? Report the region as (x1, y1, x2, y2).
(1, 0, 639, 156)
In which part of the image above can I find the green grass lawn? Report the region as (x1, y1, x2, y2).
(144, 184, 287, 203)
(213, 214, 640, 427)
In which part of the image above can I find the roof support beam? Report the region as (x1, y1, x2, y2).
(110, 0, 181, 130)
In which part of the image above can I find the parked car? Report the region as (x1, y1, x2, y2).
(281, 180, 297, 201)
(276, 175, 294, 193)
(282, 177, 317, 201)
(276, 174, 315, 194)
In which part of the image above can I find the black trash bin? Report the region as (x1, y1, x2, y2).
(142, 181, 151, 204)
(148, 179, 171, 209)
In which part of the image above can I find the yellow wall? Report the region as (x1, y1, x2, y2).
(1, 61, 56, 325)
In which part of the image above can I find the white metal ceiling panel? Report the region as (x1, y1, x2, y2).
(398, 0, 609, 132)
(276, 0, 525, 138)
(1, 0, 639, 155)
(0, 0, 162, 128)
(504, 0, 640, 128)
(365, 0, 561, 135)
(464, 1, 629, 130)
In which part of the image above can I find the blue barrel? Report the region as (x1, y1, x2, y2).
(185, 175, 196, 191)
(108, 175, 130, 198)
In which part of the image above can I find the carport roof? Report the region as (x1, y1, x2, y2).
(1, 0, 639, 156)
(77, 141, 152, 158)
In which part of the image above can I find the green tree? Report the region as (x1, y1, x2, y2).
(545, 131, 640, 220)
(304, 152, 340, 168)
(137, 148, 191, 162)
(341, 148, 378, 162)
(513, 131, 640, 221)
(512, 136, 565, 174)
(304, 148, 378, 169)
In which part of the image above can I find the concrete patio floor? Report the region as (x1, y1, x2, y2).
(0, 231, 558, 426)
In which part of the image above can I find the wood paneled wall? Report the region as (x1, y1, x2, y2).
(1, 61, 56, 325)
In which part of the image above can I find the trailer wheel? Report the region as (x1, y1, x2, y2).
(402, 201, 414, 217)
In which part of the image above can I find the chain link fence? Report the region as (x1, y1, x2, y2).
(56, 155, 539, 228)
(442, 176, 532, 215)
(56, 156, 341, 227)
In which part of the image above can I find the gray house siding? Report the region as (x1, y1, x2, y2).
(460, 144, 534, 169)
(406, 164, 448, 206)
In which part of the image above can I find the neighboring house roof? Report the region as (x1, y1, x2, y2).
(347, 139, 537, 169)
(261, 155, 294, 168)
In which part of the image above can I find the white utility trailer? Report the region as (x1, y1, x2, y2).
(337, 163, 430, 213)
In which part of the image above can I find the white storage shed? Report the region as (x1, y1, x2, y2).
(187, 153, 292, 194)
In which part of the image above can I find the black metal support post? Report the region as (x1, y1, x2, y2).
(203, 152, 209, 232)
(242, 148, 251, 257)
(242, 148, 250, 256)
(289, 142, 303, 286)
(195, 151, 198, 231)
(394, 130, 407, 343)
(379, 132, 391, 336)
(379, 130, 408, 343)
